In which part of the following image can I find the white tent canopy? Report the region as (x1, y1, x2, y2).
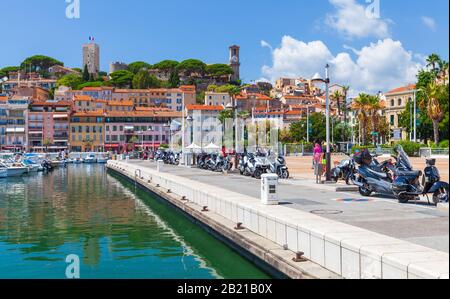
(205, 143, 220, 150)
(186, 143, 201, 150)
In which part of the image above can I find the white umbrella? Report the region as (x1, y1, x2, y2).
(186, 143, 201, 150)
(205, 143, 220, 150)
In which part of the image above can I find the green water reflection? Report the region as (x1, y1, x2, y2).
(0, 165, 270, 279)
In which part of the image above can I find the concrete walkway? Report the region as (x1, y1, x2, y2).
(127, 160, 449, 253)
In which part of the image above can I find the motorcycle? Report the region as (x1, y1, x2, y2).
(352, 146, 449, 205)
(268, 154, 290, 179)
(331, 158, 356, 184)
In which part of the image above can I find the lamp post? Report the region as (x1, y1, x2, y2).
(311, 64, 332, 182)
(186, 115, 193, 166)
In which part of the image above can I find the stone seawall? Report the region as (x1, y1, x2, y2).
(107, 161, 449, 279)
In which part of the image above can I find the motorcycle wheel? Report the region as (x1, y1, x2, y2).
(359, 186, 372, 197)
(281, 170, 290, 179)
(254, 169, 263, 180)
(433, 188, 449, 205)
(398, 193, 410, 204)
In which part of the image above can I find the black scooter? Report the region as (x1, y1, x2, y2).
(352, 147, 449, 205)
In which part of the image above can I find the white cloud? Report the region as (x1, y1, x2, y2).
(325, 0, 390, 39)
(261, 36, 423, 95)
(261, 40, 273, 51)
(421, 16, 437, 31)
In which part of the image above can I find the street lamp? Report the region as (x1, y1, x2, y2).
(311, 64, 332, 182)
(163, 122, 171, 151)
(186, 115, 194, 166)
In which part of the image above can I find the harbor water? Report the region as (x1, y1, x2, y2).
(0, 165, 270, 279)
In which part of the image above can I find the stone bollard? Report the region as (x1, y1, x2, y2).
(261, 173, 279, 205)
(157, 160, 164, 172)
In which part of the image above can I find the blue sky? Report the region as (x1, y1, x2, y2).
(0, 0, 448, 93)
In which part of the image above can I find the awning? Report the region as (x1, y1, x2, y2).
(6, 128, 25, 133)
(29, 131, 43, 135)
(124, 126, 134, 130)
(136, 143, 161, 147)
(53, 114, 68, 119)
(105, 144, 120, 148)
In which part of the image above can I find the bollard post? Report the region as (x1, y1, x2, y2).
(157, 160, 164, 172)
(261, 174, 279, 205)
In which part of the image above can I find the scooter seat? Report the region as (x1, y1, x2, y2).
(367, 168, 389, 179)
(396, 170, 421, 177)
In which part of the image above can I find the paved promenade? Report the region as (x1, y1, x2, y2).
(127, 160, 449, 253)
(286, 155, 449, 183)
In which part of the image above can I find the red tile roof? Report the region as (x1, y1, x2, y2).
(386, 84, 416, 95)
(186, 105, 224, 111)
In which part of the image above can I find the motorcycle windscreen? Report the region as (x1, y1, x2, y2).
(396, 145, 413, 170)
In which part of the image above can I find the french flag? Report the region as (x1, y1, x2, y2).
(89, 36, 95, 41)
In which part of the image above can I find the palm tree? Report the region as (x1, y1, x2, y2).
(331, 90, 344, 117)
(438, 60, 449, 85)
(419, 81, 446, 144)
(367, 95, 383, 145)
(352, 93, 381, 145)
(342, 86, 350, 141)
(426, 54, 442, 75)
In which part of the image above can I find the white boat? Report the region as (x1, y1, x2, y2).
(73, 158, 83, 164)
(83, 155, 97, 164)
(0, 168, 7, 178)
(0, 162, 28, 177)
(97, 156, 109, 164)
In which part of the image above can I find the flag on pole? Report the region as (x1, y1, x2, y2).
(89, 36, 95, 41)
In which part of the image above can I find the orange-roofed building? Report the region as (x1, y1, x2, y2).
(73, 95, 107, 112)
(106, 100, 134, 112)
(235, 92, 280, 111)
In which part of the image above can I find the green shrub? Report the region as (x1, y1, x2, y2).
(439, 140, 449, 149)
(394, 141, 424, 157)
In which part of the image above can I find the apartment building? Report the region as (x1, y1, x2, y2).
(69, 110, 106, 152)
(204, 92, 232, 107)
(28, 101, 72, 152)
(104, 110, 181, 152)
(0, 98, 30, 151)
(384, 84, 416, 141)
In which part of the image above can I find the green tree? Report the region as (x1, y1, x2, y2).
(110, 70, 134, 88)
(218, 110, 233, 124)
(0, 66, 20, 78)
(77, 81, 108, 89)
(20, 55, 63, 73)
(152, 60, 179, 71)
(82, 65, 90, 82)
(128, 61, 152, 74)
(205, 64, 234, 78)
(176, 59, 206, 76)
(132, 70, 161, 89)
(168, 71, 180, 88)
(419, 81, 448, 144)
(57, 74, 84, 89)
(426, 53, 442, 75)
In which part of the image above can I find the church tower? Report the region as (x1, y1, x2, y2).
(229, 45, 240, 82)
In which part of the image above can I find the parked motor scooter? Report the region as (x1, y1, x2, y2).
(352, 146, 449, 204)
